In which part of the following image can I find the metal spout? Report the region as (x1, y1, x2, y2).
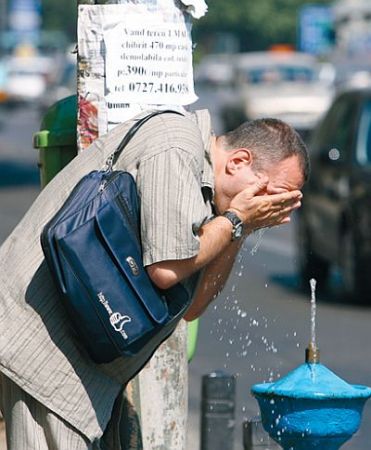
(306, 342, 320, 363)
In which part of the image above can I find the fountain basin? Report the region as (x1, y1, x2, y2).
(251, 363, 371, 450)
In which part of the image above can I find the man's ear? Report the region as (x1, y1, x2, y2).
(226, 148, 253, 174)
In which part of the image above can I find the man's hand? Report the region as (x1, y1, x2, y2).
(227, 175, 302, 234)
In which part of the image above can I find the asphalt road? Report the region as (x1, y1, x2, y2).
(1, 105, 371, 450)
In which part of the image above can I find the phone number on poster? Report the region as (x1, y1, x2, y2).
(127, 82, 189, 94)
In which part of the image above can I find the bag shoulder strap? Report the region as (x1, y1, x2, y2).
(106, 109, 184, 171)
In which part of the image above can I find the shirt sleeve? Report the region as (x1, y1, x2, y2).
(137, 147, 208, 266)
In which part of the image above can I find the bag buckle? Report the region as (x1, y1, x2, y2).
(126, 256, 140, 276)
(104, 154, 115, 173)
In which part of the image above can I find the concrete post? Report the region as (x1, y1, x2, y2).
(200, 371, 236, 450)
(76, 1, 197, 448)
(242, 418, 280, 450)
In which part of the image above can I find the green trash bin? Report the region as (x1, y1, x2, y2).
(187, 318, 199, 361)
(33, 94, 200, 360)
(33, 95, 78, 188)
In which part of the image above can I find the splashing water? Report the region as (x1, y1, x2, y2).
(310, 278, 317, 348)
(250, 228, 266, 255)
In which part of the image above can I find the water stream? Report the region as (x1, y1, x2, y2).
(250, 228, 266, 255)
(309, 278, 317, 348)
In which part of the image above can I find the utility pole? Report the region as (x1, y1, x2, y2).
(76, 0, 205, 448)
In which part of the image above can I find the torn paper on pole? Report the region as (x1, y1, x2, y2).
(77, 1, 199, 143)
(179, 0, 208, 19)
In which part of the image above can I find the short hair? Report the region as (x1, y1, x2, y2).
(222, 118, 310, 181)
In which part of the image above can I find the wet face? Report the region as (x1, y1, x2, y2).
(213, 141, 304, 213)
(257, 155, 305, 195)
(223, 153, 304, 200)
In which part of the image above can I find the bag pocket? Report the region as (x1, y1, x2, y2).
(55, 209, 163, 357)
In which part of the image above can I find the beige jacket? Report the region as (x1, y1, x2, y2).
(0, 110, 213, 442)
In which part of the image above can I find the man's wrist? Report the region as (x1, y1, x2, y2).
(221, 210, 244, 241)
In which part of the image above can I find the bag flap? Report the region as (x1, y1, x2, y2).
(95, 201, 169, 324)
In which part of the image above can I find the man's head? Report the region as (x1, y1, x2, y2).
(211, 118, 309, 213)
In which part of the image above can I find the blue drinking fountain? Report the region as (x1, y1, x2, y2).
(251, 280, 371, 450)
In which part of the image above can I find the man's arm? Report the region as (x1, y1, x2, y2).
(147, 183, 302, 318)
(183, 235, 242, 320)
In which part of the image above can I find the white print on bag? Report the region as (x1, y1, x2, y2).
(98, 292, 132, 340)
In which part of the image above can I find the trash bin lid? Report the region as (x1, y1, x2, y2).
(33, 95, 77, 148)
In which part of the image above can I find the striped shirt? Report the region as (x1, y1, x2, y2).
(0, 109, 214, 442)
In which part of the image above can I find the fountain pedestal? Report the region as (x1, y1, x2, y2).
(251, 361, 371, 450)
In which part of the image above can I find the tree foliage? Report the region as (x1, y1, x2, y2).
(40, 0, 332, 52)
(42, 0, 77, 40)
(193, 0, 332, 53)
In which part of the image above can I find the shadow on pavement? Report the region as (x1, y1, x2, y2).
(0, 160, 39, 187)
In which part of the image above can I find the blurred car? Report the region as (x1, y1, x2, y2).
(38, 57, 76, 115)
(193, 53, 238, 134)
(194, 53, 236, 88)
(296, 87, 371, 300)
(220, 51, 335, 138)
(0, 59, 8, 104)
(4, 54, 56, 105)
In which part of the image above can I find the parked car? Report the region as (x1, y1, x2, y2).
(194, 53, 236, 88)
(220, 51, 335, 139)
(38, 57, 76, 115)
(0, 59, 8, 103)
(193, 53, 238, 133)
(296, 87, 371, 300)
(4, 54, 57, 105)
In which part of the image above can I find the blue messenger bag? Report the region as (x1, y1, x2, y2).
(41, 110, 190, 364)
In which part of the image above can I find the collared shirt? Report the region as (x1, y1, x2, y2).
(0, 109, 214, 441)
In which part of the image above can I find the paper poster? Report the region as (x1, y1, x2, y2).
(78, 1, 198, 146)
(179, 0, 208, 19)
(103, 7, 197, 106)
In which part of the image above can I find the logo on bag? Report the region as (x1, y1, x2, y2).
(110, 313, 132, 339)
(97, 292, 132, 340)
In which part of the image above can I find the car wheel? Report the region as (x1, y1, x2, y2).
(296, 213, 330, 291)
(342, 229, 371, 302)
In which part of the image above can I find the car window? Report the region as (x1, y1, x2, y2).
(313, 94, 358, 162)
(355, 98, 371, 166)
(241, 65, 316, 84)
